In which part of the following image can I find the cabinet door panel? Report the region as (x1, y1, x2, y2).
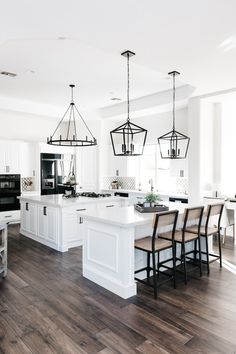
(47, 207, 58, 242)
(76, 147, 98, 191)
(5, 142, 20, 174)
(37, 206, 48, 240)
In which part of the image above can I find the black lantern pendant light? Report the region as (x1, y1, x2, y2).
(110, 51, 147, 156)
(47, 84, 97, 147)
(158, 71, 190, 159)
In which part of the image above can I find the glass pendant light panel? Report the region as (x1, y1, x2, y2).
(110, 121, 147, 156)
(158, 130, 190, 159)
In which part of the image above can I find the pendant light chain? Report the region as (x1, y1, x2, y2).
(71, 84, 74, 102)
(158, 70, 190, 159)
(109, 50, 147, 156)
(172, 72, 176, 131)
(127, 52, 130, 121)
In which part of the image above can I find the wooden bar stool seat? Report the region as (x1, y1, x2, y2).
(186, 225, 218, 236)
(135, 237, 173, 252)
(134, 210, 179, 299)
(161, 230, 200, 243)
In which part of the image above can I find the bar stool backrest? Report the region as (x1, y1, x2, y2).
(205, 203, 224, 234)
(152, 210, 179, 242)
(182, 206, 204, 241)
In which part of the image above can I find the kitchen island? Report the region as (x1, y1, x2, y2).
(78, 202, 196, 299)
(19, 194, 125, 252)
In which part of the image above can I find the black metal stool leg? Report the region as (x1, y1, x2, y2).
(205, 236, 210, 275)
(173, 242, 176, 289)
(218, 231, 222, 268)
(182, 243, 187, 285)
(198, 236, 202, 277)
(147, 252, 150, 280)
(152, 251, 158, 299)
(194, 239, 197, 261)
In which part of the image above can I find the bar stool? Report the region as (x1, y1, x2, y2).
(187, 203, 224, 274)
(134, 210, 179, 299)
(160, 206, 204, 284)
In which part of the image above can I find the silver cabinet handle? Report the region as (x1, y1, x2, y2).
(106, 205, 115, 208)
(79, 217, 83, 224)
(4, 215, 12, 218)
(43, 206, 47, 216)
(76, 208, 86, 211)
(5, 165, 10, 173)
(26, 202, 29, 211)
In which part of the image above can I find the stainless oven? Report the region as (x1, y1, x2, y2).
(0, 174, 21, 211)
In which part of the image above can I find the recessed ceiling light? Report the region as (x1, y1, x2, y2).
(110, 97, 122, 101)
(0, 71, 17, 77)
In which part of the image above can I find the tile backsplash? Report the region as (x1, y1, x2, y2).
(103, 176, 136, 190)
(21, 177, 35, 191)
(176, 177, 188, 194)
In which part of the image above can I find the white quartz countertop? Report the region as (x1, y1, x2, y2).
(18, 194, 122, 208)
(78, 202, 187, 228)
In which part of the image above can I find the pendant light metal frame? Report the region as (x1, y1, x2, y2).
(110, 50, 147, 156)
(158, 71, 190, 159)
(47, 84, 97, 147)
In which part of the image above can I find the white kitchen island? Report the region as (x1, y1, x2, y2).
(79, 203, 192, 299)
(19, 194, 126, 252)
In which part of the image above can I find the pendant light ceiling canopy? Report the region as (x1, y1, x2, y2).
(47, 84, 97, 147)
(110, 50, 147, 156)
(158, 71, 190, 159)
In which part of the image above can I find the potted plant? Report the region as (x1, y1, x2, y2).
(144, 192, 162, 207)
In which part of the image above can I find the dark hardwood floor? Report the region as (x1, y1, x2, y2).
(1, 225, 236, 354)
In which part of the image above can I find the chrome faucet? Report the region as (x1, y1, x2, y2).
(149, 178, 154, 192)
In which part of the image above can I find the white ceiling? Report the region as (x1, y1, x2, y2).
(0, 0, 236, 113)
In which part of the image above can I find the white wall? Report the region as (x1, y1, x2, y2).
(221, 102, 236, 197)
(188, 98, 222, 204)
(133, 108, 188, 144)
(100, 108, 189, 190)
(0, 109, 57, 142)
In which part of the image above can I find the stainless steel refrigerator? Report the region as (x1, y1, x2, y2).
(41, 153, 75, 195)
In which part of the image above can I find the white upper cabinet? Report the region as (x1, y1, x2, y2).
(0, 141, 20, 174)
(76, 146, 98, 191)
(20, 142, 37, 178)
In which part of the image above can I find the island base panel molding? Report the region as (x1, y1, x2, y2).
(20, 228, 83, 252)
(83, 221, 137, 299)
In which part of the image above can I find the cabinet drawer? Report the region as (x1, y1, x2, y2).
(0, 210, 20, 223)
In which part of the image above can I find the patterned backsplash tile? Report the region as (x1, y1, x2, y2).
(103, 176, 136, 190)
(21, 177, 35, 191)
(176, 177, 188, 194)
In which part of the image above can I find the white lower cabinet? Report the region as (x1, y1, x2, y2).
(37, 205, 58, 244)
(21, 201, 37, 234)
(62, 209, 85, 249)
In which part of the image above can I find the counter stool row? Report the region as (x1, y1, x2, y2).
(134, 203, 224, 299)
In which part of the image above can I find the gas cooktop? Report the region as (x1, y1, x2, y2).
(62, 192, 112, 199)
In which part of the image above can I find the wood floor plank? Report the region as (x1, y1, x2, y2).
(136, 340, 171, 354)
(0, 225, 236, 354)
(96, 328, 139, 354)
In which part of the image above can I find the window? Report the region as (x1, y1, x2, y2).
(137, 144, 173, 192)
